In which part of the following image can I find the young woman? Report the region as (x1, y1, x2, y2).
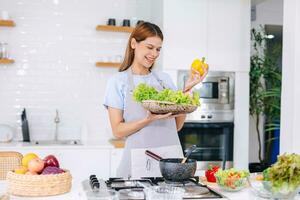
(104, 22, 207, 178)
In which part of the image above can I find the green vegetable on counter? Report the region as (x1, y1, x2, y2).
(133, 83, 200, 106)
(265, 153, 300, 193)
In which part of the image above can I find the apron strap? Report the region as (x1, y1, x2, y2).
(127, 69, 135, 93)
(127, 69, 167, 92)
(151, 71, 167, 90)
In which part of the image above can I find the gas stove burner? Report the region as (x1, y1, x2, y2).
(99, 176, 225, 199)
(164, 179, 190, 185)
(119, 188, 145, 199)
(184, 185, 210, 196)
(106, 179, 153, 191)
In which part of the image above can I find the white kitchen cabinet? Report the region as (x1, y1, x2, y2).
(162, 0, 208, 70)
(206, 0, 250, 72)
(110, 149, 123, 177)
(12, 147, 111, 181)
(162, 0, 250, 72)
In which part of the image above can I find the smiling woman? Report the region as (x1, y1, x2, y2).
(103, 22, 207, 178)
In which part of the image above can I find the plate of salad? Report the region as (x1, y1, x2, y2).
(133, 83, 200, 114)
(215, 168, 250, 192)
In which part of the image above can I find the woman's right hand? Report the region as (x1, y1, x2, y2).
(146, 111, 173, 123)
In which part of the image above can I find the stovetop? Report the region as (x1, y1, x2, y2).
(82, 175, 225, 200)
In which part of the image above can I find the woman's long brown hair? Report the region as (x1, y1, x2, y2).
(119, 22, 163, 72)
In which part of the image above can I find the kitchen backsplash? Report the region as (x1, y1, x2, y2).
(0, 0, 159, 142)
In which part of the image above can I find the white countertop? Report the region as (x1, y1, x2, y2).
(0, 141, 114, 149)
(1, 178, 299, 200)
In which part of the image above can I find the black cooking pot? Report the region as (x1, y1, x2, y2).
(145, 150, 197, 182)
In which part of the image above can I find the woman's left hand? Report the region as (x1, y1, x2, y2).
(183, 68, 208, 93)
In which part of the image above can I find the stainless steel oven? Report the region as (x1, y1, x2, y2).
(178, 122, 234, 170)
(177, 71, 235, 169)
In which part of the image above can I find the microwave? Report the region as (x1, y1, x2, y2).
(177, 71, 235, 122)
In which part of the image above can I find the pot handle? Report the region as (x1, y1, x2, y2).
(145, 150, 163, 161)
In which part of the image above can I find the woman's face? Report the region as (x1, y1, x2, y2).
(131, 36, 162, 69)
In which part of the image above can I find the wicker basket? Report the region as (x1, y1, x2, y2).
(0, 151, 22, 180)
(142, 100, 198, 114)
(6, 170, 72, 197)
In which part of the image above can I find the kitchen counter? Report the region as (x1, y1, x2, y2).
(0, 141, 114, 149)
(0, 179, 85, 200)
(1, 178, 299, 200)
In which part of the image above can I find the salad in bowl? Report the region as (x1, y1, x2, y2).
(249, 153, 300, 199)
(215, 168, 250, 192)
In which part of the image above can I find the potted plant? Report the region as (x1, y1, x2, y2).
(249, 26, 282, 172)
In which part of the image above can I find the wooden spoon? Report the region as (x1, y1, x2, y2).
(181, 145, 197, 164)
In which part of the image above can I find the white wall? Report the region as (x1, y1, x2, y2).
(249, 0, 283, 163)
(280, 0, 300, 154)
(0, 0, 155, 142)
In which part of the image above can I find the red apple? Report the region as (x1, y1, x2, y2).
(28, 158, 45, 173)
(43, 155, 60, 168)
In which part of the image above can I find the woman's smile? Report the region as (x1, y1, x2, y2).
(145, 56, 155, 64)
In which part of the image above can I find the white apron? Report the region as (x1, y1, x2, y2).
(116, 69, 183, 179)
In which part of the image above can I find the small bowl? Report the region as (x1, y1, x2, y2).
(248, 173, 272, 198)
(216, 176, 248, 192)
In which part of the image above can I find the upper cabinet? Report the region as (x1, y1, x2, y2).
(162, 0, 250, 72)
(206, 0, 250, 72)
(162, 0, 208, 70)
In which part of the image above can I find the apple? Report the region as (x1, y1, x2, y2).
(41, 166, 65, 175)
(25, 171, 38, 175)
(43, 155, 60, 168)
(28, 158, 45, 173)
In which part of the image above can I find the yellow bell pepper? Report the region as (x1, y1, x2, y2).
(191, 57, 209, 76)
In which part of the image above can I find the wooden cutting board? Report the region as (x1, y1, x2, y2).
(199, 176, 218, 186)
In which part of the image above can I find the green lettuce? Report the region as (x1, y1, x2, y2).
(133, 83, 200, 106)
(267, 153, 300, 192)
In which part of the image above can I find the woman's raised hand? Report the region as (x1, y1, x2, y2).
(183, 67, 208, 93)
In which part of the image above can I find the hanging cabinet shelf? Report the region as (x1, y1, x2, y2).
(0, 20, 15, 27)
(0, 58, 15, 64)
(95, 62, 121, 68)
(96, 25, 134, 33)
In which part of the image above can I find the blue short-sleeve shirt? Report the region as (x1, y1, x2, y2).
(103, 70, 177, 110)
